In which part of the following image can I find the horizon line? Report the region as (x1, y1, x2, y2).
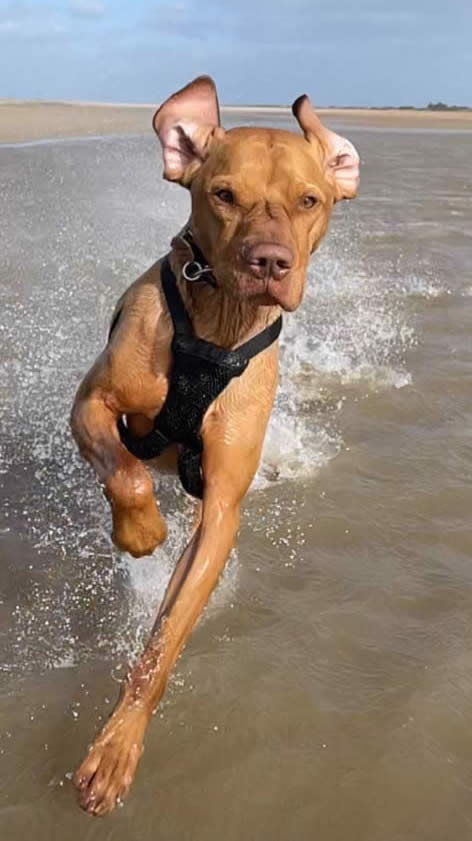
(1, 98, 471, 112)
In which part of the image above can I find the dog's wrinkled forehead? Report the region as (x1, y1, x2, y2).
(201, 127, 330, 201)
(211, 127, 323, 171)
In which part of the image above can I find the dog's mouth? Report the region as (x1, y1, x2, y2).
(228, 239, 301, 310)
(235, 270, 300, 311)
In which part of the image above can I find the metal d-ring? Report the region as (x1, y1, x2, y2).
(182, 260, 212, 282)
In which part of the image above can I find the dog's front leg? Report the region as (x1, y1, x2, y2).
(74, 482, 241, 815)
(73, 349, 277, 816)
(71, 388, 167, 558)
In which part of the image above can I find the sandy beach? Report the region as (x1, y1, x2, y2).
(1, 100, 471, 143)
(1, 102, 472, 841)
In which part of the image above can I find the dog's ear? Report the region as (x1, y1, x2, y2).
(153, 76, 222, 184)
(292, 94, 360, 200)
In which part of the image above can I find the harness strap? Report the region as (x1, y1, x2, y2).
(161, 256, 282, 362)
(117, 254, 282, 499)
(233, 314, 282, 362)
(161, 258, 194, 337)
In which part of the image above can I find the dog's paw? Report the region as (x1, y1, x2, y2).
(74, 713, 146, 816)
(112, 502, 167, 558)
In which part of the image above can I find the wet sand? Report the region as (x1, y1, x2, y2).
(1, 109, 472, 839)
(1, 100, 472, 144)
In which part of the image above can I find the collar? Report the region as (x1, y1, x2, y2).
(180, 230, 218, 288)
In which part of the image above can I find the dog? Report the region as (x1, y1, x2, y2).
(70, 75, 359, 815)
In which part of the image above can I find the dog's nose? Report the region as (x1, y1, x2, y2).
(242, 242, 294, 281)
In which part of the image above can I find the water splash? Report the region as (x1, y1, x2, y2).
(0, 135, 430, 674)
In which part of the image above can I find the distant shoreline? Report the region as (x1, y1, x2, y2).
(1, 100, 472, 144)
(2, 98, 470, 112)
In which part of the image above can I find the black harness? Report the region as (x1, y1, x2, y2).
(114, 256, 282, 499)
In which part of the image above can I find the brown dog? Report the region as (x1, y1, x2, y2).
(70, 76, 359, 815)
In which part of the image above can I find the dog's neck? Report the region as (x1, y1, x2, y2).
(169, 232, 281, 350)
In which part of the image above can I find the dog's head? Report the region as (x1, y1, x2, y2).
(154, 76, 359, 312)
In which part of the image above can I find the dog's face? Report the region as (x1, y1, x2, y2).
(189, 127, 337, 312)
(154, 77, 359, 312)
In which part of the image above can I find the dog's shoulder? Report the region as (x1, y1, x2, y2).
(108, 260, 172, 348)
(83, 260, 173, 409)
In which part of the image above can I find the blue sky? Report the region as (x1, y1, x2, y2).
(1, 0, 471, 106)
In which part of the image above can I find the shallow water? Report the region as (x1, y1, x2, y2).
(0, 115, 472, 839)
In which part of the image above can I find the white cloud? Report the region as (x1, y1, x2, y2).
(70, 0, 105, 17)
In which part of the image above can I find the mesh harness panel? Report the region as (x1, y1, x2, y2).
(115, 257, 282, 499)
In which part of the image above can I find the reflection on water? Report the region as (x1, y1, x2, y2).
(0, 117, 471, 839)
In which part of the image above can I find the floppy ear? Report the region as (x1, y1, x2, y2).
(292, 94, 360, 199)
(153, 75, 223, 184)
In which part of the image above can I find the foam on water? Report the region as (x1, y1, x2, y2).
(257, 235, 417, 486)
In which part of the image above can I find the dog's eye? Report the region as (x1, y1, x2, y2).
(214, 188, 234, 205)
(302, 195, 318, 209)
